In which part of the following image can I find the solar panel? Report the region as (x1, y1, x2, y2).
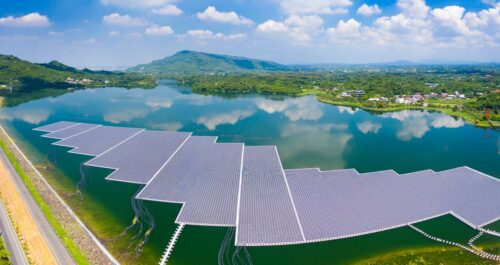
(438, 167, 500, 227)
(53, 126, 143, 156)
(42, 123, 100, 140)
(33, 121, 500, 247)
(85, 130, 191, 184)
(236, 146, 305, 246)
(175, 142, 243, 226)
(33, 121, 79, 132)
(136, 136, 218, 203)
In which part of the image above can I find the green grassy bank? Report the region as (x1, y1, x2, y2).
(0, 138, 89, 264)
(0, 236, 10, 265)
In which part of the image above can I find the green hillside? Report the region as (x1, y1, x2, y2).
(0, 54, 154, 106)
(128, 50, 290, 75)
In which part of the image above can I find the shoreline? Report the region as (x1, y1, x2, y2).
(0, 125, 116, 265)
(314, 94, 498, 129)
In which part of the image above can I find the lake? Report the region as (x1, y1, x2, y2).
(1, 80, 499, 264)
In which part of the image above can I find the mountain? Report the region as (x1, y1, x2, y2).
(128, 50, 290, 75)
(38, 60, 80, 73)
(0, 54, 155, 106)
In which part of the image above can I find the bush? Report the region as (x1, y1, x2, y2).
(0, 236, 10, 264)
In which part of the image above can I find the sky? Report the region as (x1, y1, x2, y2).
(0, 0, 499, 67)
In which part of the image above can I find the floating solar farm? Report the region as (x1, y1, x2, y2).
(34, 121, 500, 262)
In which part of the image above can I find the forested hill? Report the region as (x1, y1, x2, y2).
(0, 54, 154, 91)
(127, 50, 290, 75)
(0, 54, 155, 107)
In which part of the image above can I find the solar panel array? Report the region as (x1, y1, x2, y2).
(53, 126, 143, 156)
(34, 121, 79, 133)
(237, 146, 305, 245)
(34, 121, 500, 246)
(42, 123, 100, 140)
(85, 130, 191, 184)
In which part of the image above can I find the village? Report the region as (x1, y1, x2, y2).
(65, 77, 111, 85)
(339, 89, 467, 105)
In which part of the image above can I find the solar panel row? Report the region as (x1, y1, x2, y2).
(42, 123, 100, 140)
(85, 130, 191, 184)
(33, 121, 500, 247)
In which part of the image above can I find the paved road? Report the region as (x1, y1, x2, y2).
(0, 198, 29, 265)
(0, 149, 76, 265)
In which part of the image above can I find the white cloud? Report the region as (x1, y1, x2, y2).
(431, 6, 477, 36)
(108, 31, 120, 36)
(186, 30, 246, 41)
(482, 0, 497, 6)
(357, 4, 382, 16)
(431, 115, 465, 128)
(103, 13, 148, 26)
(0, 13, 50, 27)
(187, 29, 214, 39)
(257, 15, 324, 44)
(197, 109, 255, 130)
(327, 18, 363, 43)
(464, 4, 500, 31)
(256, 20, 288, 32)
(145, 25, 174, 36)
(214, 32, 247, 40)
(100, 0, 169, 8)
(356, 121, 382, 134)
(151, 4, 183, 15)
(278, 0, 353, 15)
(285, 15, 324, 32)
(397, 0, 430, 19)
(197, 6, 253, 25)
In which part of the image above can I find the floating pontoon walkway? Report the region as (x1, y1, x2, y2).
(34, 121, 500, 247)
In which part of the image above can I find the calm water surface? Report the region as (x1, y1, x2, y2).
(1, 80, 499, 264)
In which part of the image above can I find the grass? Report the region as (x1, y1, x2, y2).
(355, 245, 500, 265)
(0, 139, 89, 265)
(0, 235, 10, 265)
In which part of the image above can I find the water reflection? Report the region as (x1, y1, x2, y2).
(356, 121, 382, 134)
(145, 98, 173, 110)
(381, 110, 465, 141)
(0, 107, 51, 124)
(431, 115, 465, 128)
(197, 109, 255, 130)
(103, 108, 149, 124)
(255, 97, 323, 121)
(279, 123, 352, 169)
(337, 106, 359, 115)
(148, 122, 183, 132)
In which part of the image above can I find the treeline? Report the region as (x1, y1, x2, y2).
(176, 68, 499, 98)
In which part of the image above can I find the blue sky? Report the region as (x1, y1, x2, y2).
(0, 0, 498, 67)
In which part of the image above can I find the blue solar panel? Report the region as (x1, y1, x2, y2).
(237, 146, 305, 246)
(42, 123, 100, 140)
(33, 121, 79, 132)
(34, 121, 500, 247)
(85, 130, 191, 184)
(53, 126, 143, 156)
